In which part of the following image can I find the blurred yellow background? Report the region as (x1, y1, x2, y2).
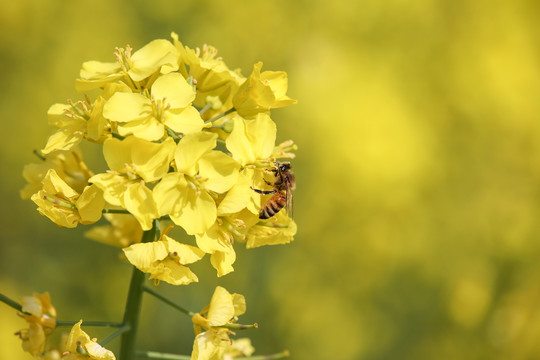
(2, 0, 540, 359)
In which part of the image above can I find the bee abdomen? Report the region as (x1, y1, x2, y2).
(259, 192, 287, 219)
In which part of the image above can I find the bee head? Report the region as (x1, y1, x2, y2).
(278, 162, 291, 172)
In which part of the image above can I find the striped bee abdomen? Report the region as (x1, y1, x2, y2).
(259, 191, 287, 219)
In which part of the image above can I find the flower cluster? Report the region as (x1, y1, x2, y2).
(14, 293, 57, 357)
(191, 286, 256, 360)
(23, 33, 297, 284)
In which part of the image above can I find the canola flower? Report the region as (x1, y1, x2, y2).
(9, 33, 297, 360)
(24, 32, 297, 283)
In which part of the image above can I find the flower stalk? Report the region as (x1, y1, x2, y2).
(119, 222, 157, 360)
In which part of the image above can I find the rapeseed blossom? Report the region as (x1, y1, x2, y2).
(15, 293, 56, 357)
(191, 286, 250, 360)
(23, 33, 297, 282)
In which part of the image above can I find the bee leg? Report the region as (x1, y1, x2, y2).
(263, 178, 273, 186)
(251, 187, 276, 195)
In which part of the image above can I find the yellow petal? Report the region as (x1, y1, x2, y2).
(129, 39, 178, 81)
(210, 248, 236, 277)
(246, 212, 297, 248)
(163, 235, 205, 264)
(123, 241, 168, 272)
(207, 286, 235, 326)
(79, 60, 121, 79)
(117, 117, 165, 141)
(75, 60, 123, 92)
(21, 322, 46, 356)
(225, 114, 276, 165)
(165, 106, 205, 134)
(175, 132, 217, 176)
(41, 128, 85, 155)
(232, 293, 246, 317)
(42, 169, 79, 199)
(153, 172, 188, 217)
(89, 173, 127, 206)
(85, 341, 116, 360)
(191, 330, 228, 360)
(132, 137, 176, 182)
(122, 182, 159, 231)
(103, 92, 152, 123)
(151, 72, 195, 109)
(21, 296, 42, 317)
(148, 259, 199, 286)
(65, 320, 91, 353)
(170, 187, 216, 235)
(195, 223, 233, 253)
(198, 151, 240, 193)
(216, 170, 254, 215)
(102, 137, 133, 172)
(76, 185, 105, 224)
(86, 97, 109, 142)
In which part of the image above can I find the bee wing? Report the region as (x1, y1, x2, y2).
(286, 179, 294, 219)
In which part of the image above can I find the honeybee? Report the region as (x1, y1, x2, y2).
(251, 162, 295, 219)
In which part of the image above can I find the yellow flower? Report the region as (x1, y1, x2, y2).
(195, 212, 257, 277)
(245, 211, 297, 248)
(123, 234, 204, 285)
(191, 286, 248, 360)
(31, 169, 104, 228)
(171, 32, 245, 119)
(223, 338, 255, 359)
(222, 113, 278, 215)
(84, 213, 143, 248)
(21, 148, 93, 200)
(90, 136, 175, 230)
(153, 132, 240, 235)
(232, 62, 296, 117)
(61, 321, 115, 360)
(15, 292, 56, 357)
(75, 39, 178, 92)
(103, 72, 204, 141)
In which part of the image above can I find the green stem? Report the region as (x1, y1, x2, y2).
(220, 322, 258, 331)
(166, 128, 181, 142)
(142, 286, 194, 317)
(0, 293, 24, 312)
(119, 222, 157, 360)
(236, 351, 290, 360)
(100, 324, 131, 346)
(204, 108, 235, 124)
(136, 351, 190, 359)
(33, 149, 46, 161)
(199, 103, 212, 116)
(56, 320, 123, 327)
(102, 209, 131, 214)
(112, 132, 125, 140)
(135, 350, 290, 360)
